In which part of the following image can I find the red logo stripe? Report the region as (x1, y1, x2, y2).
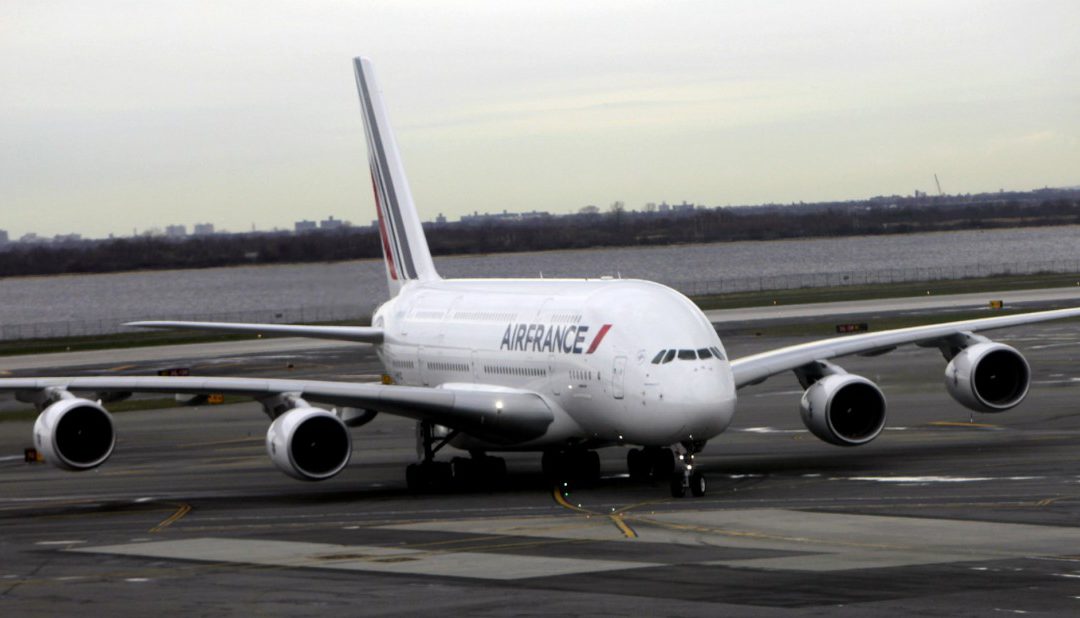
(371, 173, 398, 280)
(586, 324, 612, 354)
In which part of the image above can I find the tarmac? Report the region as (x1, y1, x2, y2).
(1, 294, 1080, 615)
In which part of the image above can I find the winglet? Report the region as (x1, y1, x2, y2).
(353, 57, 439, 296)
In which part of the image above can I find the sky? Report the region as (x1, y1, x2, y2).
(1, 0, 1078, 239)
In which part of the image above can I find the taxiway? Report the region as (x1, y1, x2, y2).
(1, 319, 1079, 615)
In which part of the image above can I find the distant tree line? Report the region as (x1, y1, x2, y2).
(1, 196, 1078, 278)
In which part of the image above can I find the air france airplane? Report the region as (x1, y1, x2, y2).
(4, 57, 1079, 498)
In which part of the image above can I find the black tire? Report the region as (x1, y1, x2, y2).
(690, 470, 707, 497)
(487, 457, 508, 481)
(451, 457, 475, 488)
(652, 448, 676, 478)
(627, 448, 648, 480)
(541, 451, 559, 479)
(583, 450, 601, 481)
(429, 461, 453, 490)
(406, 463, 421, 491)
(669, 473, 686, 498)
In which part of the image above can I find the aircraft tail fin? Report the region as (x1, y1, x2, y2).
(353, 57, 439, 296)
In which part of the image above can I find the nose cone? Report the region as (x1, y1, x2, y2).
(679, 365, 736, 440)
(624, 364, 736, 446)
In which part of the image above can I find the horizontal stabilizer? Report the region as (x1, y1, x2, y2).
(126, 321, 384, 344)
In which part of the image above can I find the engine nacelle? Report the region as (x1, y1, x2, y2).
(33, 398, 116, 471)
(945, 342, 1030, 413)
(266, 407, 352, 481)
(799, 374, 887, 446)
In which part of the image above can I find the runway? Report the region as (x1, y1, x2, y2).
(2, 322, 1080, 614)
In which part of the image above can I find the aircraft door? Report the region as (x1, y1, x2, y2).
(418, 346, 429, 386)
(548, 354, 561, 396)
(612, 356, 627, 400)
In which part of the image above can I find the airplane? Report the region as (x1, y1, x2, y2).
(3, 57, 1079, 498)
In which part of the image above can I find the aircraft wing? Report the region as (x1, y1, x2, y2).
(730, 306, 1080, 389)
(0, 377, 551, 444)
(126, 321, 384, 344)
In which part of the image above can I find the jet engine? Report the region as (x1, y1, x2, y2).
(266, 407, 352, 481)
(33, 398, 116, 471)
(799, 374, 887, 446)
(945, 342, 1030, 413)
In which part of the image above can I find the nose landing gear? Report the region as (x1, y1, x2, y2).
(668, 443, 707, 498)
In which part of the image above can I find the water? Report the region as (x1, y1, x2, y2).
(0, 225, 1077, 330)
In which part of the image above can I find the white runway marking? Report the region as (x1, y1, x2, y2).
(72, 538, 660, 581)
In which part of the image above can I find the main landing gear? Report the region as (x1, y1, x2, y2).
(405, 421, 507, 492)
(626, 447, 676, 481)
(627, 444, 707, 498)
(541, 449, 601, 482)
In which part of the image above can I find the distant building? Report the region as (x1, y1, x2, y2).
(672, 201, 695, 212)
(53, 233, 81, 243)
(319, 216, 346, 230)
(657, 202, 671, 213)
(193, 223, 215, 235)
(435, 213, 447, 225)
(294, 219, 318, 233)
(0, 229, 8, 244)
(578, 205, 600, 215)
(459, 209, 550, 225)
(165, 224, 187, 238)
(19, 233, 44, 243)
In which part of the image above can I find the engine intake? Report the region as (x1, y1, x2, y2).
(266, 407, 352, 481)
(945, 342, 1030, 412)
(34, 398, 116, 470)
(800, 374, 887, 446)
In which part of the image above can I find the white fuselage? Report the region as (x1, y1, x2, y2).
(372, 278, 738, 451)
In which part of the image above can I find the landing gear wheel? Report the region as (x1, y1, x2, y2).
(406, 463, 421, 491)
(583, 450, 601, 481)
(650, 448, 676, 478)
(541, 450, 559, 480)
(627, 448, 649, 480)
(669, 473, 687, 498)
(690, 470, 707, 497)
(451, 455, 508, 489)
(406, 461, 452, 492)
(543, 449, 600, 482)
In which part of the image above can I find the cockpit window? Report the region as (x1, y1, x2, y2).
(696, 348, 712, 359)
(710, 346, 727, 360)
(677, 349, 696, 361)
(651, 350, 666, 364)
(663, 350, 676, 363)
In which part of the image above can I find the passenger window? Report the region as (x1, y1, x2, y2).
(663, 350, 676, 363)
(697, 348, 712, 359)
(651, 350, 666, 364)
(677, 349, 696, 361)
